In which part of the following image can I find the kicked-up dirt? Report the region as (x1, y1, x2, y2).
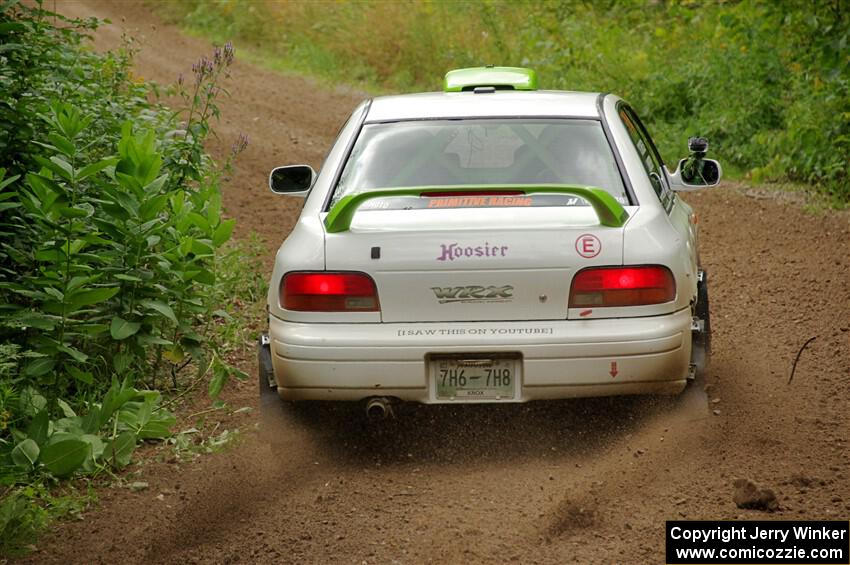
(18, 2, 850, 563)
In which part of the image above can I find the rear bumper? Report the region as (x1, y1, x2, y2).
(268, 309, 692, 402)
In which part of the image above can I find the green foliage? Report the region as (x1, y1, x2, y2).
(0, 482, 93, 556)
(164, 0, 849, 204)
(5, 378, 176, 476)
(0, 1, 252, 553)
(1, 374, 175, 477)
(0, 487, 49, 555)
(0, 1, 245, 410)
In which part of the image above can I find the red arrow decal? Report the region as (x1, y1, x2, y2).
(609, 362, 619, 378)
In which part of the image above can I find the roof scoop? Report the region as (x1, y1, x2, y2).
(443, 66, 538, 92)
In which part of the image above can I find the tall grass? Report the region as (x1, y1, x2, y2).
(161, 0, 849, 205)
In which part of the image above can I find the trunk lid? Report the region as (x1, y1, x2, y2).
(324, 205, 627, 323)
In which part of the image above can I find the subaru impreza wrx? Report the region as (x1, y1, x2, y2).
(258, 67, 721, 418)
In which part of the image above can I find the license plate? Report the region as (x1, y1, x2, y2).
(431, 356, 519, 400)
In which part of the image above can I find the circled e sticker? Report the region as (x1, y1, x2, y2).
(575, 234, 601, 258)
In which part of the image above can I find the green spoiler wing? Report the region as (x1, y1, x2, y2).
(324, 185, 629, 233)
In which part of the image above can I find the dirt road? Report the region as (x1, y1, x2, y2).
(24, 2, 850, 564)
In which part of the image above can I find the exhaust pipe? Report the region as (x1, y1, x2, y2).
(365, 397, 392, 421)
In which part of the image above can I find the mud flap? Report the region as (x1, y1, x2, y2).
(258, 333, 277, 400)
(691, 269, 711, 377)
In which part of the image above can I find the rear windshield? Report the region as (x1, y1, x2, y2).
(331, 119, 628, 209)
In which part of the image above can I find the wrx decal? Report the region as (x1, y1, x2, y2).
(431, 285, 514, 304)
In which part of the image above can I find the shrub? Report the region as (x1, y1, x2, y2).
(0, 1, 250, 543)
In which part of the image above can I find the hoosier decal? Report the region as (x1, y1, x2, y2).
(437, 242, 508, 261)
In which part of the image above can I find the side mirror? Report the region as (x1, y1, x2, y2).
(667, 137, 722, 191)
(269, 165, 316, 195)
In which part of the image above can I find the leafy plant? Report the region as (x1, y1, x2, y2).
(1, 1, 248, 411)
(0, 482, 93, 556)
(3, 378, 175, 478)
(0, 1, 253, 553)
(0, 487, 49, 556)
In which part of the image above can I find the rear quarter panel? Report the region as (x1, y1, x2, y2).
(267, 100, 371, 322)
(601, 96, 698, 309)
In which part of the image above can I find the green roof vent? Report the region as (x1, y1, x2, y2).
(443, 66, 538, 92)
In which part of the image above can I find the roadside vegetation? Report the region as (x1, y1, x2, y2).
(0, 1, 261, 554)
(160, 0, 849, 205)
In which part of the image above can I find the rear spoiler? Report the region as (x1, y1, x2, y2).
(324, 185, 629, 233)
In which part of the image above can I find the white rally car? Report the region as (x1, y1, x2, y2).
(259, 67, 721, 419)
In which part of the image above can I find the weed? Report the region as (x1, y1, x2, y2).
(0, 482, 94, 556)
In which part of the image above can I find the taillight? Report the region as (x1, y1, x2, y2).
(281, 272, 380, 312)
(569, 266, 675, 308)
